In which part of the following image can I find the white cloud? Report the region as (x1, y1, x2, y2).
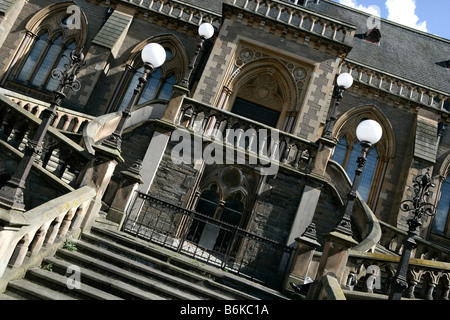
(339, 0, 381, 17)
(385, 0, 428, 32)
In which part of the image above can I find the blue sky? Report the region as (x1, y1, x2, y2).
(330, 0, 450, 39)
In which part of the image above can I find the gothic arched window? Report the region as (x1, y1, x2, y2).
(2, 2, 87, 97)
(108, 35, 189, 113)
(332, 107, 396, 210)
(118, 60, 177, 111)
(16, 32, 77, 92)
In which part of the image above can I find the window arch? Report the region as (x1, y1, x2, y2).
(217, 44, 313, 132)
(3, 2, 87, 95)
(16, 32, 77, 91)
(186, 166, 254, 252)
(108, 35, 189, 113)
(332, 106, 395, 209)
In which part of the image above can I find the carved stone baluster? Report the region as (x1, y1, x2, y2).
(29, 224, 50, 256)
(58, 207, 77, 238)
(201, 110, 211, 135)
(187, 110, 198, 131)
(281, 139, 292, 164)
(293, 145, 303, 169)
(441, 285, 450, 300)
(425, 282, 437, 300)
(44, 216, 63, 246)
(404, 280, 418, 299)
(8, 234, 33, 267)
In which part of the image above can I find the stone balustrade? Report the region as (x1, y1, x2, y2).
(229, 0, 356, 44)
(341, 60, 450, 112)
(177, 97, 319, 174)
(0, 89, 94, 135)
(122, 0, 222, 27)
(378, 220, 450, 262)
(0, 93, 92, 186)
(0, 186, 96, 279)
(344, 250, 450, 300)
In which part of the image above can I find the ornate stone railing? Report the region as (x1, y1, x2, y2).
(340, 60, 450, 112)
(177, 97, 319, 174)
(325, 160, 382, 253)
(229, 0, 356, 44)
(378, 220, 450, 262)
(120, 0, 222, 27)
(0, 93, 91, 187)
(0, 88, 94, 135)
(0, 186, 96, 279)
(344, 251, 450, 300)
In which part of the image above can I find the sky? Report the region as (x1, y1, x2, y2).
(331, 0, 450, 39)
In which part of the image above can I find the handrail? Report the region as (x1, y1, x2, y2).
(325, 160, 382, 252)
(0, 93, 91, 187)
(0, 186, 96, 278)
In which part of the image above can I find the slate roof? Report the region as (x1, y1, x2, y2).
(179, 0, 450, 94)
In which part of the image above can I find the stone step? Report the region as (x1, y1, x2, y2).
(80, 231, 256, 300)
(89, 226, 289, 300)
(26, 268, 123, 300)
(55, 247, 203, 300)
(5, 279, 76, 300)
(44, 256, 165, 300)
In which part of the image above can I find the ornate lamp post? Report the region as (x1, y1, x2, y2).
(323, 73, 354, 140)
(389, 170, 436, 300)
(180, 22, 214, 88)
(102, 43, 166, 152)
(0, 49, 86, 212)
(335, 120, 383, 237)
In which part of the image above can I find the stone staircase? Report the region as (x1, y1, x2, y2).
(0, 226, 290, 300)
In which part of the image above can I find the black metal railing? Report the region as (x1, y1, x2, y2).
(122, 192, 294, 290)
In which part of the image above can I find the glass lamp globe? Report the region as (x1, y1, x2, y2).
(337, 73, 354, 89)
(356, 120, 383, 145)
(141, 43, 166, 68)
(198, 22, 215, 39)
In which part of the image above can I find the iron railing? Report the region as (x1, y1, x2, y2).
(122, 191, 294, 290)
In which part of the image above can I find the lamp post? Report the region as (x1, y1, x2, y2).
(180, 22, 214, 88)
(102, 43, 166, 152)
(388, 170, 436, 300)
(323, 73, 353, 140)
(0, 49, 86, 212)
(335, 120, 383, 237)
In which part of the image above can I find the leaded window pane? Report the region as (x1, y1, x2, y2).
(157, 74, 176, 101)
(434, 177, 450, 234)
(45, 42, 76, 92)
(31, 35, 63, 87)
(138, 68, 162, 104)
(17, 33, 48, 82)
(340, 140, 379, 202)
(332, 135, 348, 166)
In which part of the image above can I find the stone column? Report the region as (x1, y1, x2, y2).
(0, 210, 28, 278)
(286, 183, 323, 247)
(308, 230, 358, 300)
(124, 85, 189, 227)
(78, 144, 123, 233)
(106, 159, 144, 228)
(284, 223, 321, 292)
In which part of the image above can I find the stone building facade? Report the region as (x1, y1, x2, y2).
(0, 0, 449, 299)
